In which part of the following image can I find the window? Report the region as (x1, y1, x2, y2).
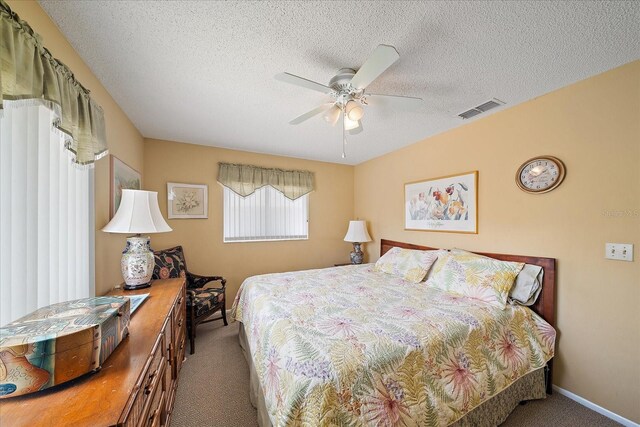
(0, 104, 95, 326)
(223, 186, 308, 242)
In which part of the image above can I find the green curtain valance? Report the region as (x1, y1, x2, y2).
(217, 163, 314, 200)
(0, 0, 107, 166)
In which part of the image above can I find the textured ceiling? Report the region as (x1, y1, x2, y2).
(39, 1, 639, 165)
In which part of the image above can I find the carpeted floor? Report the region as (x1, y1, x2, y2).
(172, 322, 621, 427)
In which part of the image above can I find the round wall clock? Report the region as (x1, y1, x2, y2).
(516, 156, 566, 194)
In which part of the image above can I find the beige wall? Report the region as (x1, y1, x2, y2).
(9, 1, 639, 421)
(354, 61, 640, 422)
(144, 139, 354, 302)
(7, 1, 145, 296)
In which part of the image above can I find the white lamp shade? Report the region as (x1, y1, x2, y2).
(103, 189, 172, 234)
(345, 100, 364, 121)
(343, 116, 360, 131)
(343, 220, 372, 243)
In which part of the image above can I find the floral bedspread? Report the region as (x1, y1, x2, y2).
(231, 264, 555, 426)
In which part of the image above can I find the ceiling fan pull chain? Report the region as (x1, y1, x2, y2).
(342, 109, 347, 158)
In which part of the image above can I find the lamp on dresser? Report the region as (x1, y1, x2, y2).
(343, 220, 372, 264)
(102, 189, 172, 290)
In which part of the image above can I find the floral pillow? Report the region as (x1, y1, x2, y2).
(374, 247, 442, 283)
(426, 249, 524, 308)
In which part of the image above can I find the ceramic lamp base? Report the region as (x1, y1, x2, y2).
(350, 242, 364, 264)
(121, 236, 155, 289)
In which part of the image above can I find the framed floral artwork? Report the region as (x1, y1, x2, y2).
(405, 171, 478, 233)
(167, 182, 208, 219)
(110, 155, 141, 218)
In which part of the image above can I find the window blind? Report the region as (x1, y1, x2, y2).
(0, 104, 94, 326)
(223, 185, 308, 242)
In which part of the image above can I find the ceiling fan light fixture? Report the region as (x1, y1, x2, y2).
(324, 106, 341, 125)
(343, 116, 360, 131)
(276, 44, 424, 158)
(345, 100, 364, 121)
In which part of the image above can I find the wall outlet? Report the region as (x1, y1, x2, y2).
(605, 243, 634, 261)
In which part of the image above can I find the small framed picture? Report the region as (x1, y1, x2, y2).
(405, 171, 478, 234)
(167, 182, 208, 219)
(110, 155, 141, 218)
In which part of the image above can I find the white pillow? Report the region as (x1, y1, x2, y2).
(509, 264, 543, 306)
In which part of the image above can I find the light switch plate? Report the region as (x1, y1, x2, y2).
(605, 243, 634, 261)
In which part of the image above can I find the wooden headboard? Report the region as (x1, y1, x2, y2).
(380, 239, 556, 328)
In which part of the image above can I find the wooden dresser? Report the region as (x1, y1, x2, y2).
(0, 279, 186, 427)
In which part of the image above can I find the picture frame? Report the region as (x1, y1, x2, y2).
(404, 171, 478, 234)
(110, 155, 141, 218)
(167, 182, 208, 219)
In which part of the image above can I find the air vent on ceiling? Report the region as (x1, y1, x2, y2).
(458, 98, 505, 120)
(458, 109, 483, 120)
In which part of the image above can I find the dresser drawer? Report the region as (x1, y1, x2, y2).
(173, 292, 185, 332)
(119, 334, 164, 426)
(175, 325, 186, 377)
(144, 389, 165, 427)
(172, 288, 186, 379)
(163, 311, 173, 351)
(162, 316, 173, 389)
(146, 391, 167, 427)
(165, 385, 177, 427)
(141, 350, 166, 422)
(143, 337, 165, 398)
(173, 312, 184, 349)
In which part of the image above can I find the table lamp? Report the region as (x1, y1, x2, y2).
(102, 189, 172, 290)
(343, 220, 372, 264)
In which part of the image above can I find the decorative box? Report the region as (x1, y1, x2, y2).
(0, 296, 130, 399)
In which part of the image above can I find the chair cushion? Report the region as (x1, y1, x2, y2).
(152, 246, 187, 280)
(188, 288, 225, 318)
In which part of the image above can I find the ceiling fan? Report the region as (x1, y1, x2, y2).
(275, 44, 424, 156)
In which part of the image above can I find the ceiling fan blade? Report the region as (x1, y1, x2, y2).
(289, 103, 334, 125)
(366, 93, 424, 111)
(348, 121, 363, 135)
(275, 72, 333, 94)
(325, 105, 341, 126)
(350, 44, 400, 90)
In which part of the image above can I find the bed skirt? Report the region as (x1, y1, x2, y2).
(238, 321, 547, 427)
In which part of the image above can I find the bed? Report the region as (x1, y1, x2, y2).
(231, 239, 556, 426)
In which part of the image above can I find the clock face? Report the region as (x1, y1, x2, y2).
(516, 156, 565, 193)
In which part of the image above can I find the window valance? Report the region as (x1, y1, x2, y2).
(217, 163, 314, 201)
(0, 0, 107, 166)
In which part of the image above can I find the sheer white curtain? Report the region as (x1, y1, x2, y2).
(0, 104, 95, 326)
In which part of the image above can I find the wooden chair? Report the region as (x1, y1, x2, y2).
(151, 246, 227, 354)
